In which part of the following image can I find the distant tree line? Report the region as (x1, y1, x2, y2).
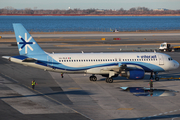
(0, 6, 180, 15)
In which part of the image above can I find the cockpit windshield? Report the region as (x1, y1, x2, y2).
(168, 57, 173, 61)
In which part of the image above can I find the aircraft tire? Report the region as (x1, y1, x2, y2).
(108, 78, 113, 83)
(106, 78, 109, 83)
(92, 76, 97, 81)
(89, 76, 93, 81)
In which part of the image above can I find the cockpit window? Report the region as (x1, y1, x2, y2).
(168, 57, 173, 61)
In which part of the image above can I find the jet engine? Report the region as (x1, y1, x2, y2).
(120, 69, 144, 79)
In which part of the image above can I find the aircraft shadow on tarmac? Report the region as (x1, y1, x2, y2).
(98, 75, 154, 83)
(0, 90, 93, 99)
(98, 73, 180, 83)
(112, 114, 180, 120)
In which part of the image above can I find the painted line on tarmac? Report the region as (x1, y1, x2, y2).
(136, 109, 180, 120)
(0, 73, 92, 120)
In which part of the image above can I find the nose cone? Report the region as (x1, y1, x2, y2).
(174, 60, 179, 69)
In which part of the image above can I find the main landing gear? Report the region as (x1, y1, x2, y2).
(89, 75, 97, 81)
(105, 77, 113, 83)
(89, 75, 114, 83)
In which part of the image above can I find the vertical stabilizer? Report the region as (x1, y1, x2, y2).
(13, 23, 45, 55)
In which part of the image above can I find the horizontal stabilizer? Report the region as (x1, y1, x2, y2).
(2, 56, 11, 60)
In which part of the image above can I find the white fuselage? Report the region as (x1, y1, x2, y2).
(10, 52, 179, 75)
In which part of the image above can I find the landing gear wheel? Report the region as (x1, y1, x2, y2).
(89, 76, 97, 81)
(108, 78, 113, 83)
(155, 77, 159, 81)
(89, 76, 93, 81)
(105, 78, 113, 83)
(106, 78, 109, 83)
(92, 76, 97, 81)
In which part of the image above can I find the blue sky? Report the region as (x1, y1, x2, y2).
(1, 0, 180, 10)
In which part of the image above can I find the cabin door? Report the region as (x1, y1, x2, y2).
(158, 55, 164, 65)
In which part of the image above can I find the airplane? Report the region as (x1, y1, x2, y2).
(2, 23, 179, 83)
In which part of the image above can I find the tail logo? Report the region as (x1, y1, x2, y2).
(17, 33, 35, 54)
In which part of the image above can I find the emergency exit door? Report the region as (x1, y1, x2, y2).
(158, 55, 164, 65)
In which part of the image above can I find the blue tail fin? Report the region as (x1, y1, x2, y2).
(13, 23, 45, 55)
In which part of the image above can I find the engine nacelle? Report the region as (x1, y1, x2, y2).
(120, 69, 144, 79)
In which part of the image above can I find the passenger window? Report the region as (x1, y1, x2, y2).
(59, 60, 61, 62)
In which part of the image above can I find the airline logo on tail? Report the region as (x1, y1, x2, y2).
(17, 33, 35, 54)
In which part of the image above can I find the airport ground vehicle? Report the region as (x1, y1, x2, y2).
(159, 42, 180, 52)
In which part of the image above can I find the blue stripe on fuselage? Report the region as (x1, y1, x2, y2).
(122, 62, 164, 72)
